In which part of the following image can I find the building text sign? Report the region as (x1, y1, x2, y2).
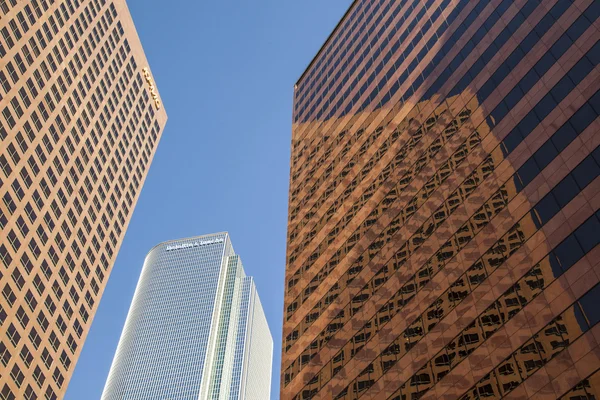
(142, 67, 161, 110)
(166, 237, 225, 252)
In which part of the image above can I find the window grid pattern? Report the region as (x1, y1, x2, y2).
(283, 0, 600, 399)
(0, 0, 167, 398)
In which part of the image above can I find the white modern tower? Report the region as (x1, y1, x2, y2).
(101, 232, 273, 400)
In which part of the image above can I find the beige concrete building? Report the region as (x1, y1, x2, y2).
(0, 0, 167, 398)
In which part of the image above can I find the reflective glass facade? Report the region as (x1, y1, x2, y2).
(102, 233, 273, 400)
(283, 1, 600, 399)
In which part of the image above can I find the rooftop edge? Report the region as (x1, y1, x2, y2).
(146, 232, 229, 255)
(294, 0, 359, 88)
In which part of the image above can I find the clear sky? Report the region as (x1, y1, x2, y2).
(65, 0, 352, 399)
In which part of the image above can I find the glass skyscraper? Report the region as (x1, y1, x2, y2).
(102, 232, 273, 400)
(283, 1, 600, 399)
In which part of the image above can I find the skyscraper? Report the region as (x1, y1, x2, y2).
(0, 0, 166, 398)
(102, 232, 273, 400)
(283, 1, 600, 399)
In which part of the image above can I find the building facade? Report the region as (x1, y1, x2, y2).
(102, 232, 273, 400)
(283, 1, 600, 399)
(0, 0, 167, 398)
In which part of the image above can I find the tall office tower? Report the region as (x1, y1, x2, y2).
(0, 0, 167, 399)
(283, 1, 600, 399)
(102, 232, 273, 400)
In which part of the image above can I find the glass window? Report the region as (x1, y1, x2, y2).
(579, 284, 600, 326)
(574, 215, 600, 253)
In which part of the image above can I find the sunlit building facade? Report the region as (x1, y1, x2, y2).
(283, 1, 600, 399)
(102, 232, 273, 400)
(0, 0, 167, 398)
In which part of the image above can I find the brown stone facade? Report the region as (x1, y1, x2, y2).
(283, 0, 600, 399)
(0, 0, 166, 398)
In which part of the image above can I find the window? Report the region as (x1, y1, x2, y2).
(75, 273, 84, 290)
(7, 230, 20, 251)
(6, 62, 18, 83)
(0, 342, 10, 366)
(85, 291, 94, 307)
(43, 212, 54, 230)
(36, 225, 48, 245)
(52, 368, 63, 388)
(0, 244, 12, 267)
(44, 294, 56, 315)
(27, 157, 39, 178)
(6, 323, 20, 346)
(11, 179, 24, 200)
(579, 283, 600, 327)
(0, 0, 9, 14)
(0, 72, 10, 92)
(50, 200, 61, 218)
(59, 350, 71, 369)
(15, 216, 29, 236)
(32, 365, 45, 387)
(477, 384, 496, 397)
(41, 347, 52, 368)
(59, 267, 69, 285)
(90, 278, 99, 295)
(40, 262, 50, 280)
(66, 334, 77, 353)
(460, 333, 480, 346)
(26, 78, 38, 99)
(6, 143, 19, 164)
(52, 281, 63, 298)
(23, 385, 36, 400)
(49, 331, 59, 351)
(37, 311, 49, 332)
(505, 297, 520, 307)
(79, 305, 89, 323)
(8, 19, 21, 40)
(73, 319, 83, 338)
(95, 267, 104, 283)
(10, 363, 24, 387)
(20, 168, 33, 188)
(0, 384, 14, 400)
(28, 328, 41, 349)
(22, 45, 33, 65)
(0, 155, 11, 177)
(44, 386, 56, 400)
(10, 97, 23, 117)
(32, 274, 44, 294)
(56, 315, 67, 334)
(37, 101, 49, 121)
(11, 267, 24, 290)
(62, 300, 73, 320)
(14, 53, 26, 73)
(25, 290, 37, 311)
(20, 345, 33, 367)
(2, 106, 15, 128)
(2, 284, 16, 306)
(574, 213, 600, 253)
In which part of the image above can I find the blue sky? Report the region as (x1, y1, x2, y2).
(65, 1, 351, 399)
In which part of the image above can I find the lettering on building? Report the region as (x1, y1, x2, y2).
(142, 67, 161, 110)
(165, 237, 225, 252)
